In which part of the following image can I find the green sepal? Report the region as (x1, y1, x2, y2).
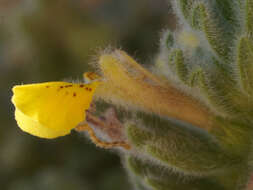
(210, 117, 253, 157)
(126, 156, 226, 190)
(126, 112, 237, 175)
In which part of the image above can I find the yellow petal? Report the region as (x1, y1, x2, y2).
(15, 108, 69, 138)
(12, 81, 99, 138)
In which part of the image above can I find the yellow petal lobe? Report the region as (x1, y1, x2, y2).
(12, 81, 99, 139)
(15, 109, 69, 138)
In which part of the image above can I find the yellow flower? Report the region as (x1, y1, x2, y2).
(12, 81, 99, 139)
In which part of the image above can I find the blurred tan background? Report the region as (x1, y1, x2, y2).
(0, 0, 175, 189)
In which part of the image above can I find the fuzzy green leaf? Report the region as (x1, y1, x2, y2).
(179, 0, 194, 21)
(198, 4, 232, 61)
(192, 5, 203, 30)
(175, 50, 188, 83)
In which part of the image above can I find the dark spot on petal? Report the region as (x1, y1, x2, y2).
(65, 85, 73, 88)
(73, 92, 76, 97)
(80, 84, 84, 88)
(46, 86, 50, 88)
(60, 86, 63, 89)
(88, 88, 92, 91)
(85, 87, 89, 91)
